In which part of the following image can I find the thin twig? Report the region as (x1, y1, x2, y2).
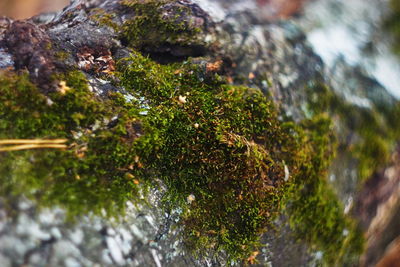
(0, 144, 68, 152)
(0, 139, 67, 145)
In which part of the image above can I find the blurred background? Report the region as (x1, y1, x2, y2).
(0, 0, 69, 19)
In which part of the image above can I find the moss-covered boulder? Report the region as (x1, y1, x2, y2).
(2, 0, 399, 266)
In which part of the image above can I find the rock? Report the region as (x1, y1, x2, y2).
(68, 229, 84, 245)
(4, 21, 59, 93)
(106, 236, 125, 265)
(0, 0, 399, 266)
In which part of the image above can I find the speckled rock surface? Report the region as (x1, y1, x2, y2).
(0, 191, 192, 267)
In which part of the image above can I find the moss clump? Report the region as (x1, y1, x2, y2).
(118, 52, 289, 260)
(0, 52, 363, 263)
(0, 70, 145, 217)
(119, 0, 203, 50)
(283, 115, 364, 265)
(118, 52, 363, 263)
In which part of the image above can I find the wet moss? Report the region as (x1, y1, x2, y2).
(0, 52, 365, 263)
(118, 52, 287, 260)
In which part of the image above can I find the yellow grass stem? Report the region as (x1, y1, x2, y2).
(0, 139, 67, 145)
(0, 144, 68, 152)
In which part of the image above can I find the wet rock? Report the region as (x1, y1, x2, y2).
(0, 48, 13, 69)
(0, 254, 11, 267)
(69, 229, 84, 245)
(0, 184, 186, 266)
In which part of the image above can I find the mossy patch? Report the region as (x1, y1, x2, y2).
(91, 0, 208, 58)
(120, 0, 203, 49)
(305, 81, 400, 182)
(0, 70, 145, 218)
(0, 52, 364, 263)
(118, 52, 288, 260)
(117, 52, 364, 263)
(283, 115, 364, 266)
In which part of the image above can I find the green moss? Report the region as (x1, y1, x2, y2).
(90, 8, 119, 31)
(283, 115, 364, 266)
(118, 52, 287, 259)
(293, 78, 400, 262)
(54, 50, 70, 61)
(118, 0, 203, 50)
(117, 52, 363, 263)
(91, 0, 207, 57)
(0, 52, 364, 263)
(305, 81, 399, 182)
(0, 70, 145, 218)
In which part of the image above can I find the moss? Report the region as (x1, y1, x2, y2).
(0, 70, 145, 218)
(283, 115, 364, 266)
(54, 50, 70, 61)
(90, 9, 119, 31)
(120, 0, 199, 48)
(118, 52, 287, 260)
(91, 0, 202, 52)
(305, 81, 399, 182)
(284, 75, 400, 265)
(117, 52, 364, 263)
(0, 52, 364, 263)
